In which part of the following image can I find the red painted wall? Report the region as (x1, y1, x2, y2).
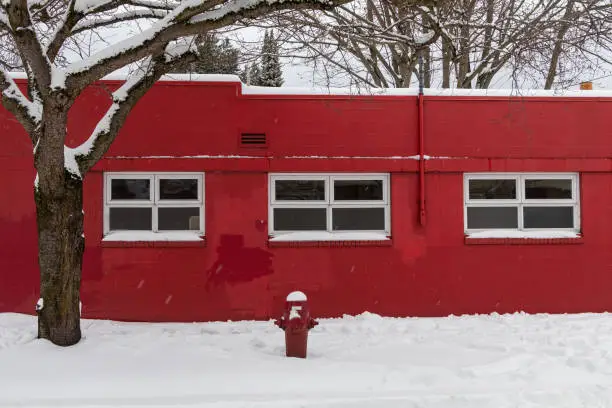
(1, 79, 611, 320)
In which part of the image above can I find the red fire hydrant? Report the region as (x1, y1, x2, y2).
(275, 291, 318, 358)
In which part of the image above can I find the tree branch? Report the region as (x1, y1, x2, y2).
(45, 0, 81, 62)
(7, 0, 52, 93)
(63, 0, 345, 95)
(71, 43, 199, 175)
(72, 9, 169, 34)
(0, 69, 40, 137)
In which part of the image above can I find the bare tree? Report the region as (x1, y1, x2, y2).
(0, 0, 354, 346)
(540, 0, 611, 88)
(266, 0, 440, 87)
(267, 0, 611, 88)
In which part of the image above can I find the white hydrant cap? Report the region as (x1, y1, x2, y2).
(286, 291, 307, 301)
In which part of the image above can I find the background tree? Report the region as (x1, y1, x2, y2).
(260, 30, 284, 86)
(239, 31, 284, 86)
(240, 61, 264, 85)
(173, 34, 241, 74)
(0, 0, 349, 347)
(267, 0, 611, 89)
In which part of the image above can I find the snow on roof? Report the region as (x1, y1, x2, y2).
(8, 72, 612, 98)
(7, 72, 242, 83)
(241, 85, 420, 96)
(424, 88, 612, 98)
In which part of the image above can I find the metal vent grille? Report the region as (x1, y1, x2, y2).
(240, 133, 267, 147)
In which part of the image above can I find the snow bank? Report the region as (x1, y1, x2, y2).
(3, 312, 612, 407)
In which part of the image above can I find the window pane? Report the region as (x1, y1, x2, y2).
(334, 180, 383, 201)
(469, 179, 516, 200)
(158, 207, 200, 230)
(273, 208, 327, 231)
(109, 207, 152, 230)
(111, 179, 150, 200)
(332, 208, 385, 231)
(275, 180, 325, 201)
(523, 206, 574, 228)
(466, 206, 518, 229)
(525, 179, 572, 199)
(159, 179, 199, 200)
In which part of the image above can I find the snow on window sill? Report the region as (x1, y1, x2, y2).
(268, 232, 392, 248)
(465, 230, 583, 245)
(101, 231, 206, 248)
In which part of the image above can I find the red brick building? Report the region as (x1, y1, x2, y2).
(1, 75, 611, 321)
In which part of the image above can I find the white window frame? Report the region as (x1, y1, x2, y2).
(269, 173, 391, 237)
(464, 173, 580, 233)
(104, 172, 205, 236)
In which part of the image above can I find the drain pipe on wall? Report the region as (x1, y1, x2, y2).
(417, 53, 426, 226)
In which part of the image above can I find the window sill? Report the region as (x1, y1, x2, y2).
(465, 231, 583, 245)
(101, 231, 206, 248)
(268, 232, 392, 248)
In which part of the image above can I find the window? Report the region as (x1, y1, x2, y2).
(464, 173, 579, 232)
(269, 174, 390, 237)
(104, 173, 204, 236)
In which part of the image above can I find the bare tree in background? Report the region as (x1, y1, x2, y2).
(266, 0, 440, 88)
(0, 0, 354, 347)
(264, 0, 611, 88)
(537, 0, 610, 88)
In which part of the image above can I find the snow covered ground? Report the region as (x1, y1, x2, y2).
(2, 312, 612, 408)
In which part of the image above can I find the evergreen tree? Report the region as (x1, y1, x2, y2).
(214, 38, 240, 75)
(238, 65, 248, 83)
(259, 30, 284, 87)
(241, 62, 262, 85)
(173, 34, 240, 75)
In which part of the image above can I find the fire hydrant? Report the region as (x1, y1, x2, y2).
(275, 291, 318, 358)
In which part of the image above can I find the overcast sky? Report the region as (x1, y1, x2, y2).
(85, 23, 612, 91)
(276, 49, 612, 91)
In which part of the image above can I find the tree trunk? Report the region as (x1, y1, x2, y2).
(544, 0, 575, 89)
(442, 37, 451, 88)
(477, 71, 493, 89)
(35, 174, 84, 346)
(457, 0, 475, 88)
(423, 46, 431, 88)
(34, 102, 83, 347)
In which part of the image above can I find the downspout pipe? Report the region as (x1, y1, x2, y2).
(418, 54, 426, 226)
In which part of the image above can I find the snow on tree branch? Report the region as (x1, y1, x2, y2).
(123, 0, 178, 11)
(58, 0, 342, 92)
(0, 69, 41, 135)
(72, 9, 169, 34)
(67, 44, 198, 176)
(73, 0, 116, 13)
(64, 57, 155, 177)
(164, 36, 198, 61)
(75, 0, 178, 14)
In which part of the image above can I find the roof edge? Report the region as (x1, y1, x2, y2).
(7, 72, 611, 98)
